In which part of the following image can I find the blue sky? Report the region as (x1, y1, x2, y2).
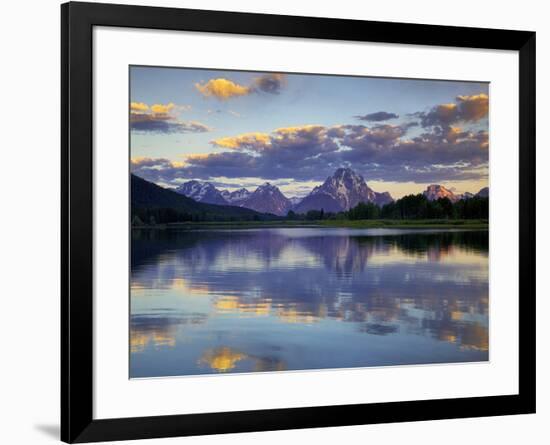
(130, 66, 489, 198)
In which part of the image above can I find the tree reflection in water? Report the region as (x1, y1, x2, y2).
(130, 228, 488, 377)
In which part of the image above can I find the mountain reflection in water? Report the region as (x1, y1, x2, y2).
(130, 228, 489, 377)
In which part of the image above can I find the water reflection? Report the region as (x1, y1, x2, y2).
(130, 228, 488, 377)
(198, 347, 286, 373)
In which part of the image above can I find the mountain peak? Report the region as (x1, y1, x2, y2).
(426, 184, 450, 191)
(295, 167, 393, 213)
(476, 187, 489, 198)
(175, 180, 228, 205)
(220, 188, 251, 205)
(241, 182, 291, 215)
(258, 182, 275, 189)
(423, 184, 459, 202)
(333, 167, 361, 181)
(334, 166, 353, 175)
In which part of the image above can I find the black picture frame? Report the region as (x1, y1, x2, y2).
(61, 1, 536, 443)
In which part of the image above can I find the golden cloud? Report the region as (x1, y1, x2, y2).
(477, 130, 489, 149)
(195, 74, 287, 100)
(130, 101, 210, 134)
(195, 78, 252, 100)
(435, 103, 458, 121)
(212, 132, 271, 149)
(131, 156, 153, 165)
(445, 126, 464, 143)
(130, 102, 190, 120)
(420, 93, 488, 127)
(456, 93, 489, 122)
(130, 102, 149, 112)
(211, 125, 334, 154)
(273, 124, 325, 136)
(150, 102, 175, 114)
(185, 153, 211, 161)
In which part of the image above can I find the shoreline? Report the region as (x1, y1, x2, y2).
(132, 219, 489, 230)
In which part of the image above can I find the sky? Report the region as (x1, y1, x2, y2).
(130, 66, 489, 199)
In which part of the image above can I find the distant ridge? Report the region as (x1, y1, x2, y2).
(422, 184, 489, 202)
(131, 174, 270, 221)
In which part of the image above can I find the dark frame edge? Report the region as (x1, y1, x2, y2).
(70, 394, 531, 443)
(61, 2, 69, 442)
(66, 1, 534, 49)
(518, 32, 536, 414)
(61, 2, 95, 442)
(61, 1, 536, 443)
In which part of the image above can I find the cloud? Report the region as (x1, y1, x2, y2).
(418, 93, 489, 127)
(149, 102, 175, 114)
(131, 116, 210, 134)
(131, 102, 149, 112)
(187, 151, 258, 171)
(354, 111, 399, 122)
(202, 120, 484, 182)
(340, 123, 413, 148)
(132, 94, 488, 185)
(210, 125, 341, 171)
(131, 102, 191, 115)
(131, 157, 187, 184)
(195, 73, 287, 100)
(212, 132, 270, 150)
(456, 94, 489, 121)
(195, 78, 252, 100)
(130, 101, 208, 134)
(131, 156, 173, 168)
(253, 73, 286, 94)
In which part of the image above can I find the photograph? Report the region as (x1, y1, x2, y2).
(1, 0, 541, 443)
(129, 66, 490, 378)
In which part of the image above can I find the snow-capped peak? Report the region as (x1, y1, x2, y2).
(220, 188, 251, 204)
(175, 180, 228, 205)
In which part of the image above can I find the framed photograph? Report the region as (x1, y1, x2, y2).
(61, 1, 536, 442)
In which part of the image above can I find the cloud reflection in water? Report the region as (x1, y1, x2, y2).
(130, 228, 488, 377)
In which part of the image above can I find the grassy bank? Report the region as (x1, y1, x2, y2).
(134, 219, 488, 230)
(320, 219, 488, 229)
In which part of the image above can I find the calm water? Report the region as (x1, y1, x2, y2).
(130, 227, 489, 378)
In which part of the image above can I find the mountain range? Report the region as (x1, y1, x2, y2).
(173, 167, 396, 216)
(131, 174, 266, 222)
(135, 167, 488, 219)
(423, 184, 489, 203)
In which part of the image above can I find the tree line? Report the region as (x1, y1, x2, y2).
(287, 194, 489, 221)
(132, 194, 488, 225)
(131, 207, 268, 225)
